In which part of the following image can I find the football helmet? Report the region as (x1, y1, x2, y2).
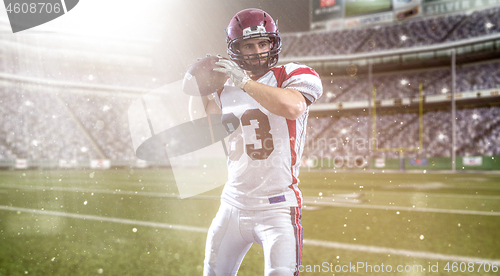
(225, 8, 281, 75)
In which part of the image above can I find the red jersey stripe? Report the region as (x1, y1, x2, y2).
(285, 67, 320, 81)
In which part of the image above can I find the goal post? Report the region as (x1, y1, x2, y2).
(372, 82, 424, 169)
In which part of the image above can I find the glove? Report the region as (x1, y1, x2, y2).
(213, 59, 251, 90)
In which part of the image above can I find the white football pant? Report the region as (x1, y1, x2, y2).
(204, 201, 303, 276)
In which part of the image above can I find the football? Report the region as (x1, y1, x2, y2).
(182, 55, 228, 96)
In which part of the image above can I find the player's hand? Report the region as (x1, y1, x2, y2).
(213, 59, 251, 90)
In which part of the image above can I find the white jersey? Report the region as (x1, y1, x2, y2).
(214, 62, 323, 210)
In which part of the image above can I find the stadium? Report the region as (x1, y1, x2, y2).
(1, 0, 499, 275)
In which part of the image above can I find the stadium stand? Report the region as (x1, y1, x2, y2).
(281, 7, 500, 57)
(0, 17, 150, 163)
(304, 106, 500, 160)
(0, 82, 141, 161)
(59, 93, 136, 161)
(1, 6, 500, 169)
(319, 60, 500, 103)
(0, 87, 99, 160)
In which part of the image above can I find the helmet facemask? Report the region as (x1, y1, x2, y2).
(227, 27, 281, 76)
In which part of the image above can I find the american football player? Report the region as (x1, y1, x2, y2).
(202, 8, 323, 276)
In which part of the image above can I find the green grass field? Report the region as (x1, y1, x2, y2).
(1, 169, 500, 275)
(344, 0, 392, 17)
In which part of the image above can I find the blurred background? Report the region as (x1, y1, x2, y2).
(1, 1, 500, 275)
(1, 0, 499, 170)
(0, 0, 315, 168)
(0, 0, 500, 169)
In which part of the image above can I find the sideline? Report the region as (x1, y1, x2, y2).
(1, 205, 499, 264)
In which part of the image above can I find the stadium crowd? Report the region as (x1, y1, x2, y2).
(0, 87, 98, 160)
(320, 60, 500, 103)
(304, 107, 500, 160)
(1, 6, 500, 164)
(281, 7, 500, 57)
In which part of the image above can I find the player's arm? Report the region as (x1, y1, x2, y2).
(242, 80, 306, 120)
(214, 59, 307, 120)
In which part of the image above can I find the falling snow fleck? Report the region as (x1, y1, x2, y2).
(420, 235, 425, 240)
(83, 201, 88, 205)
(132, 228, 137, 233)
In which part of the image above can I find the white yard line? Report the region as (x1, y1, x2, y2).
(1, 205, 499, 264)
(303, 199, 500, 217)
(0, 184, 178, 198)
(320, 189, 500, 200)
(0, 205, 207, 233)
(303, 239, 500, 264)
(0, 184, 220, 200)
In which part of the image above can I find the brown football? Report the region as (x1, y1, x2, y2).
(182, 55, 228, 96)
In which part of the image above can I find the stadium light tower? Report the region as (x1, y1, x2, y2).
(368, 60, 373, 170)
(451, 49, 457, 172)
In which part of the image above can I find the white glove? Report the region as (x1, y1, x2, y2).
(213, 59, 251, 90)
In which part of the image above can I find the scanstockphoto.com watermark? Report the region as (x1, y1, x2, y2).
(306, 136, 379, 153)
(3, 0, 80, 33)
(302, 154, 368, 169)
(301, 136, 379, 169)
(290, 261, 499, 274)
(221, 135, 374, 169)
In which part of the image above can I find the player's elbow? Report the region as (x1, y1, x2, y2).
(282, 101, 306, 120)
